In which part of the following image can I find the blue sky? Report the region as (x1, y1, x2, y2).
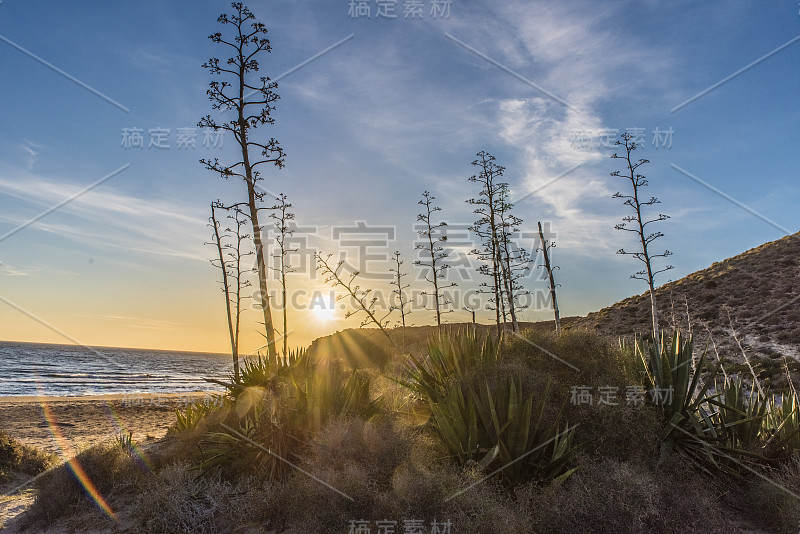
(0, 0, 798, 352)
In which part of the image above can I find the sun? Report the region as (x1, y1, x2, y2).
(310, 302, 339, 322)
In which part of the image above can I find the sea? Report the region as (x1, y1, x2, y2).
(0, 341, 234, 397)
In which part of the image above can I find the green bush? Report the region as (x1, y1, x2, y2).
(399, 330, 576, 487)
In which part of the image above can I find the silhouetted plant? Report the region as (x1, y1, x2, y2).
(495, 185, 531, 331)
(467, 151, 527, 333)
(208, 201, 253, 382)
(315, 252, 395, 344)
(269, 193, 297, 357)
(611, 133, 673, 341)
(537, 221, 561, 335)
(199, 2, 285, 361)
(414, 191, 456, 329)
(462, 305, 477, 331)
(389, 250, 411, 348)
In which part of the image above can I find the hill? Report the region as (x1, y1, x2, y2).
(570, 232, 800, 364)
(306, 233, 799, 381)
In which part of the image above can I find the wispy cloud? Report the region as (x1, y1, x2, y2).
(0, 262, 78, 277)
(71, 313, 189, 332)
(0, 262, 29, 276)
(438, 0, 679, 254)
(0, 169, 209, 262)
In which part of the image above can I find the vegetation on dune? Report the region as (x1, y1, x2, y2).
(398, 330, 577, 487)
(21, 326, 800, 533)
(0, 430, 56, 483)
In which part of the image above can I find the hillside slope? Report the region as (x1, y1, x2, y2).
(570, 232, 800, 362)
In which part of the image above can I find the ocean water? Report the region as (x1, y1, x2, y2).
(0, 341, 234, 397)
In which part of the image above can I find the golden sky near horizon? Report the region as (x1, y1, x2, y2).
(1, 268, 353, 354)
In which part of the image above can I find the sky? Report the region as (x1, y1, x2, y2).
(0, 0, 798, 354)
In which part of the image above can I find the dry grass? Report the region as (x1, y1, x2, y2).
(518, 456, 735, 533)
(277, 415, 531, 533)
(130, 463, 278, 534)
(0, 430, 57, 482)
(740, 455, 800, 533)
(22, 441, 142, 527)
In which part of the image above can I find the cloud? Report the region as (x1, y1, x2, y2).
(0, 262, 29, 276)
(71, 313, 188, 332)
(0, 169, 209, 262)
(436, 0, 680, 255)
(0, 261, 78, 277)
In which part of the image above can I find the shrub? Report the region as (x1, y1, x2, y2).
(278, 416, 531, 534)
(503, 328, 635, 400)
(741, 455, 800, 533)
(520, 457, 733, 533)
(0, 430, 56, 482)
(24, 440, 147, 526)
(130, 463, 277, 534)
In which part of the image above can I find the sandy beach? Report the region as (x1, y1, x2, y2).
(0, 392, 218, 531)
(0, 392, 216, 459)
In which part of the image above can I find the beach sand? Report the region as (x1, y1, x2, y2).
(0, 392, 218, 531)
(0, 392, 216, 458)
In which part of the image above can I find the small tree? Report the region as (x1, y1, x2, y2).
(495, 185, 531, 332)
(199, 3, 285, 361)
(611, 133, 674, 341)
(414, 191, 456, 329)
(537, 221, 561, 335)
(269, 193, 297, 357)
(389, 250, 411, 347)
(467, 151, 507, 335)
(315, 252, 395, 344)
(208, 201, 252, 382)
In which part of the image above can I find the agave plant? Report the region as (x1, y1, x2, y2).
(399, 330, 575, 486)
(201, 388, 300, 479)
(764, 390, 800, 455)
(635, 330, 764, 470)
(713, 377, 769, 451)
(295, 363, 381, 433)
(398, 329, 500, 403)
(171, 395, 226, 433)
(430, 375, 576, 486)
